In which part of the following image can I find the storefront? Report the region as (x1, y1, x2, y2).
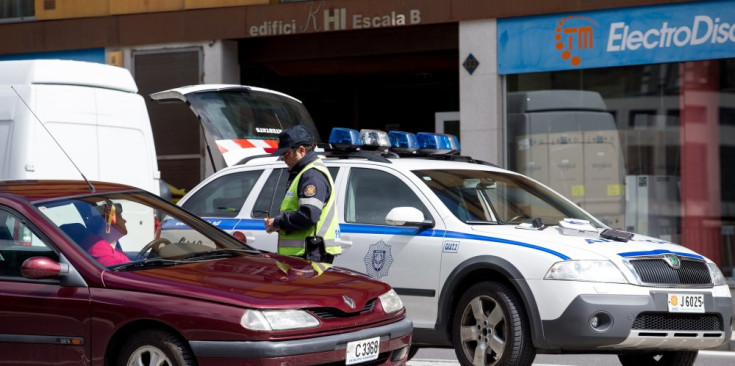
(1, 0, 732, 273)
(497, 0, 735, 273)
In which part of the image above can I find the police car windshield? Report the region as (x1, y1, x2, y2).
(185, 90, 320, 141)
(413, 169, 600, 227)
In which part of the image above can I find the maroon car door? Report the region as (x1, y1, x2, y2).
(0, 208, 91, 365)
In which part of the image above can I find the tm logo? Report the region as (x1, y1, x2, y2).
(555, 15, 599, 67)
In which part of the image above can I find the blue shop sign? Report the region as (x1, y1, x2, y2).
(498, 0, 735, 74)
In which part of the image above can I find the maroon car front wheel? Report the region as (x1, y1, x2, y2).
(117, 329, 196, 366)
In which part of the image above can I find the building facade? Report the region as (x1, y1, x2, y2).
(1, 0, 734, 274)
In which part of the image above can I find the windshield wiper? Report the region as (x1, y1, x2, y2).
(110, 258, 180, 272)
(179, 248, 262, 261)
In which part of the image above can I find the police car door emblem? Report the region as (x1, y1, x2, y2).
(364, 240, 393, 279)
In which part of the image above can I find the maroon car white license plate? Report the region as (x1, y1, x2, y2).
(345, 336, 380, 365)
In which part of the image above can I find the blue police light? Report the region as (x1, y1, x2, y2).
(359, 129, 390, 151)
(416, 132, 453, 154)
(328, 127, 362, 150)
(388, 131, 418, 153)
(446, 134, 461, 152)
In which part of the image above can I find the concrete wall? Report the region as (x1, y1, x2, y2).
(459, 19, 503, 166)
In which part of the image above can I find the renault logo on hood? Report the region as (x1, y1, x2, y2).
(663, 254, 681, 269)
(342, 295, 356, 309)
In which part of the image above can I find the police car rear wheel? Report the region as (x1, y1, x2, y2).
(452, 281, 535, 366)
(617, 350, 698, 366)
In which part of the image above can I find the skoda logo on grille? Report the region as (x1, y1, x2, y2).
(342, 295, 356, 309)
(663, 254, 681, 269)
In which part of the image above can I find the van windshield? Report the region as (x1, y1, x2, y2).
(185, 89, 320, 142)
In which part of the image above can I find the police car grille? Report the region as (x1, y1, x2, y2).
(310, 299, 376, 319)
(629, 258, 711, 286)
(632, 312, 723, 331)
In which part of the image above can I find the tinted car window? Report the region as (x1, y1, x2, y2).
(251, 167, 339, 219)
(413, 169, 599, 225)
(252, 168, 289, 219)
(345, 168, 429, 225)
(0, 208, 57, 278)
(185, 90, 320, 142)
(182, 170, 263, 217)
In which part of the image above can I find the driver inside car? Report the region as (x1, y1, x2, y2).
(82, 202, 131, 266)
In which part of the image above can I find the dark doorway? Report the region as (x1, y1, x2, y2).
(238, 23, 459, 141)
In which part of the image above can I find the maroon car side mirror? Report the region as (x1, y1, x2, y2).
(21, 256, 68, 280)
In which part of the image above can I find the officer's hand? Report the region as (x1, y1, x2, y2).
(264, 218, 277, 233)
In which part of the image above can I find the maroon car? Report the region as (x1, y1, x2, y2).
(0, 180, 412, 366)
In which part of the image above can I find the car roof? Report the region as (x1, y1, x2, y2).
(0, 180, 138, 203)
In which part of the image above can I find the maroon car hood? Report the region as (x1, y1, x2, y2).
(101, 253, 390, 312)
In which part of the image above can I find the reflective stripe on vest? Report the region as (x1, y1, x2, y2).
(277, 159, 340, 256)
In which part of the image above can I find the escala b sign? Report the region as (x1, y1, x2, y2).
(249, 6, 421, 37)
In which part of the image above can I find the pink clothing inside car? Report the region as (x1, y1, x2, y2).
(83, 235, 131, 266)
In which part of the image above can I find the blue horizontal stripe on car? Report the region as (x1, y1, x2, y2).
(341, 223, 570, 260)
(204, 220, 569, 260)
(234, 220, 267, 230)
(201, 218, 240, 230)
(161, 218, 240, 231)
(617, 249, 704, 260)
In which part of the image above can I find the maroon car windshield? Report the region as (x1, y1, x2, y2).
(35, 192, 255, 270)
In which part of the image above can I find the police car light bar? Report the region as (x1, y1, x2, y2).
(328, 127, 460, 156)
(388, 131, 419, 154)
(416, 132, 458, 154)
(359, 129, 390, 151)
(328, 127, 362, 150)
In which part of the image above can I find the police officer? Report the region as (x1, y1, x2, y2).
(264, 125, 340, 263)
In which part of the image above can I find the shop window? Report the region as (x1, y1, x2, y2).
(506, 59, 735, 273)
(0, 0, 33, 21)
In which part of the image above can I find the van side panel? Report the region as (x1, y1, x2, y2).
(0, 89, 16, 178)
(32, 85, 100, 182)
(95, 89, 159, 193)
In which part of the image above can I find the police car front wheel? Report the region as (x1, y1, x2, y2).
(452, 281, 535, 366)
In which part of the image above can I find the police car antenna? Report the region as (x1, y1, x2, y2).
(10, 86, 96, 192)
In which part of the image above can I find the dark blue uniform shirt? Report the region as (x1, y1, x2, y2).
(274, 150, 332, 233)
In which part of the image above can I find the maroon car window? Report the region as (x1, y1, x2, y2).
(0, 208, 56, 278)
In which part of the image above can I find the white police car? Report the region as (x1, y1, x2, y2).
(177, 127, 732, 366)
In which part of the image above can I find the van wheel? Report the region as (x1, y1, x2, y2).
(117, 329, 196, 366)
(452, 282, 535, 366)
(617, 351, 698, 366)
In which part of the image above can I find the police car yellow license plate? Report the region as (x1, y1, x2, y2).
(345, 336, 380, 365)
(668, 293, 704, 313)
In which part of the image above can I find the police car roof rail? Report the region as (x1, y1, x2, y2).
(235, 154, 273, 166)
(321, 146, 393, 163)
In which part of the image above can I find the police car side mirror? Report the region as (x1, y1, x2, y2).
(385, 207, 435, 229)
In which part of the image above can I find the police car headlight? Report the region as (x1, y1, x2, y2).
(545, 260, 628, 284)
(241, 309, 319, 331)
(707, 262, 727, 286)
(379, 289, 404, 314)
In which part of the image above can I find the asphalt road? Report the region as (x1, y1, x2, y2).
(407, 348, 735, 366)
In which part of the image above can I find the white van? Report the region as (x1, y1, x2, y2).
(0, 59, 161, 195)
